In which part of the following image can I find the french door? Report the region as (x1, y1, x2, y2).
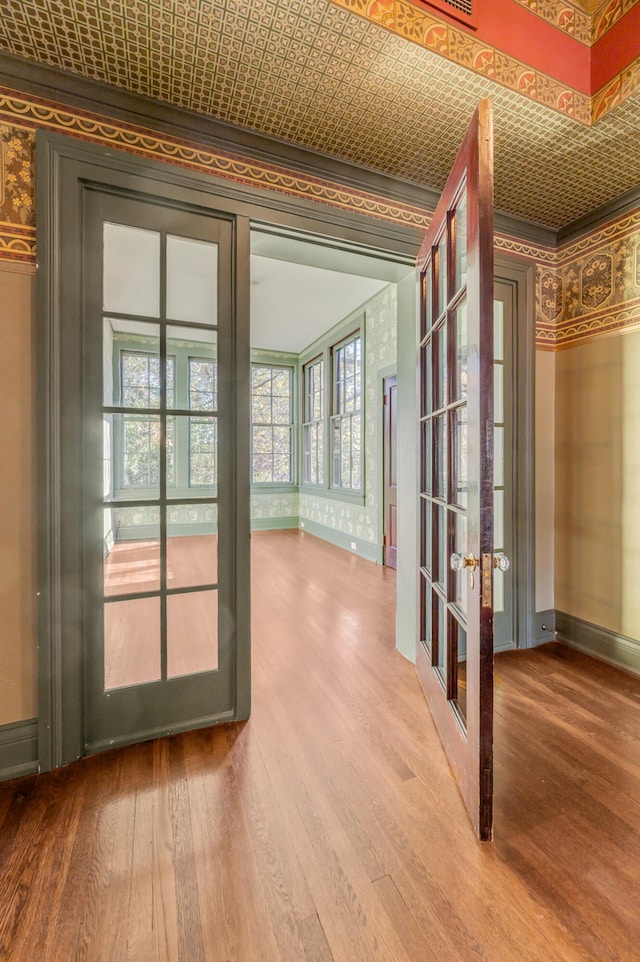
(80, 190, 243, 751)
(416, 100, 497, 840)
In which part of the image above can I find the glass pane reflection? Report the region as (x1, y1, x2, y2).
(103, 223, 160, 318)
(167, 590, 218, 678)
(167, 504, 218, 589)
(103, 506, 160, 597)
(104, 596, 161, 690)
(167, 235, 218, 325)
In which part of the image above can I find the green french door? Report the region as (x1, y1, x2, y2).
(82, 190, 241, 752)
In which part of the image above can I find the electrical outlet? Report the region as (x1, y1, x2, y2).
(350, 541, 357, 550)
(300, 521, 305, 528)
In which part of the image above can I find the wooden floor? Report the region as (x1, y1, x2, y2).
(2, 529, 640, 960)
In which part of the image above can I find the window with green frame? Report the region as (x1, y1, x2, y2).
(115, 342, 218, 494)
(189, 356, 218, 486)
(251, 364, 293, 484)
(302, 356, 324, 486)
(120, 351, 175, 488)
(330, 332, 362, 491)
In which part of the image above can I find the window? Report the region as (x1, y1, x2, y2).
(331, 333, 362, 491)
(303, 357, 324, 485)
(189, 357, 218, 486)
(121, 351, 175, 488)
(251, 365, 293, 483)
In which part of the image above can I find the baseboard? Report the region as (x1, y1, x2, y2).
(0, 718, 38, 782)
(555, 610, 640, 676)
(250, 516, 299, 531)
(298, 518, 382, 564)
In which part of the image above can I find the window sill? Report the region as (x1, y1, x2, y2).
(251, 484, 298, 495)
(300, 485, 365, 507)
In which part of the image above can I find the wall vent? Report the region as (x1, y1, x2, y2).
(417, 0, 477, 29)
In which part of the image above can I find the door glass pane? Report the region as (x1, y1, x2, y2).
(453, 406, 468, 508)
(434, 323, 447, 409)
(113, 413, 164, 494)
(167, 236, 218, 325)
(435, 504, 446, 585)
(434, 592, 446, 680)
(454, 512, 468, 613)
(421, 497, 432, 572)
(186, 336, 218, 412)
(434, 414, 447, 499)
(494, 362, 504, 423)
(453, 620, 468, 724)
(188, 417, 218, 487)
(494, 489, 504, 549)
(454, 300, 468, 400)
(436, 236, 447, 317)
(103, 223, 160, 318)
(421, 265, 432, 339)
(104, 597, 161, 690)
(103, 322, 161, 408)
(103, 506, 160, 597)
(494, 425, 504, 487)
(421, 420, 432, 495)
(420, 574, 430, 654)
(421, 342, 432, 416)
(167, 504, 218, 589)
(167, 590, 218, 678)
(455, 191, 468, 292)
(494, 299, 504, 361)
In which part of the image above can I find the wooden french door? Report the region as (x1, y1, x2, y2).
(81, 189, 243, 753)
(416, 100, 497, 840)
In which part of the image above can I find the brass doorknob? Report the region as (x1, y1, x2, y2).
(450, 552, 478, 572)
(493, 552, 510, 572)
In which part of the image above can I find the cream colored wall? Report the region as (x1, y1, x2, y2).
(555, 335, 627, 634)
(0, 262, 37, 724)
(535, 349, 555, 612)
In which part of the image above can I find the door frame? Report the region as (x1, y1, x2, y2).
(381, 370, 398, 568)
(494, 253, 537, 650)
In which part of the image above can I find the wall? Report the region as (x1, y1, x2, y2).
(298, 284, 397, 561)
(553, 206, 640, 671)
(0, 262, 37, 724)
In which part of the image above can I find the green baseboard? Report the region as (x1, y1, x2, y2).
(0, 718, 38, 782)
(250, 516, 299, 531)
(298, 517, 382, 564)
(555, 610, 640, 676)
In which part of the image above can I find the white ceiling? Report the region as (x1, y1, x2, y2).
(250, 229, 411, 353)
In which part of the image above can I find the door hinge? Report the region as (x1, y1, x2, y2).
(383, 535, 387, 546)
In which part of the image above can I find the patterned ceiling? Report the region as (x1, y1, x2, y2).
(1, 0, 639, 230)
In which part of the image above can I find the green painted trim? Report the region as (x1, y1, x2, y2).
(555, 610, 640, 676)
(0, 719, 38, 783)
(85, 708, 237, 756)
(298, 517, 381, 564)
(299, 486, 365, 506)
(251, 516, 299, 531)
(116, 524, 218, 539)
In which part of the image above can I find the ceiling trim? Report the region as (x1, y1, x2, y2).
(513, 0, 637, 45)
(329, 0, 640, 124)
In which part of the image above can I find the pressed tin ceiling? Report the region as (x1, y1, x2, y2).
(1, 0, 640, 230)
